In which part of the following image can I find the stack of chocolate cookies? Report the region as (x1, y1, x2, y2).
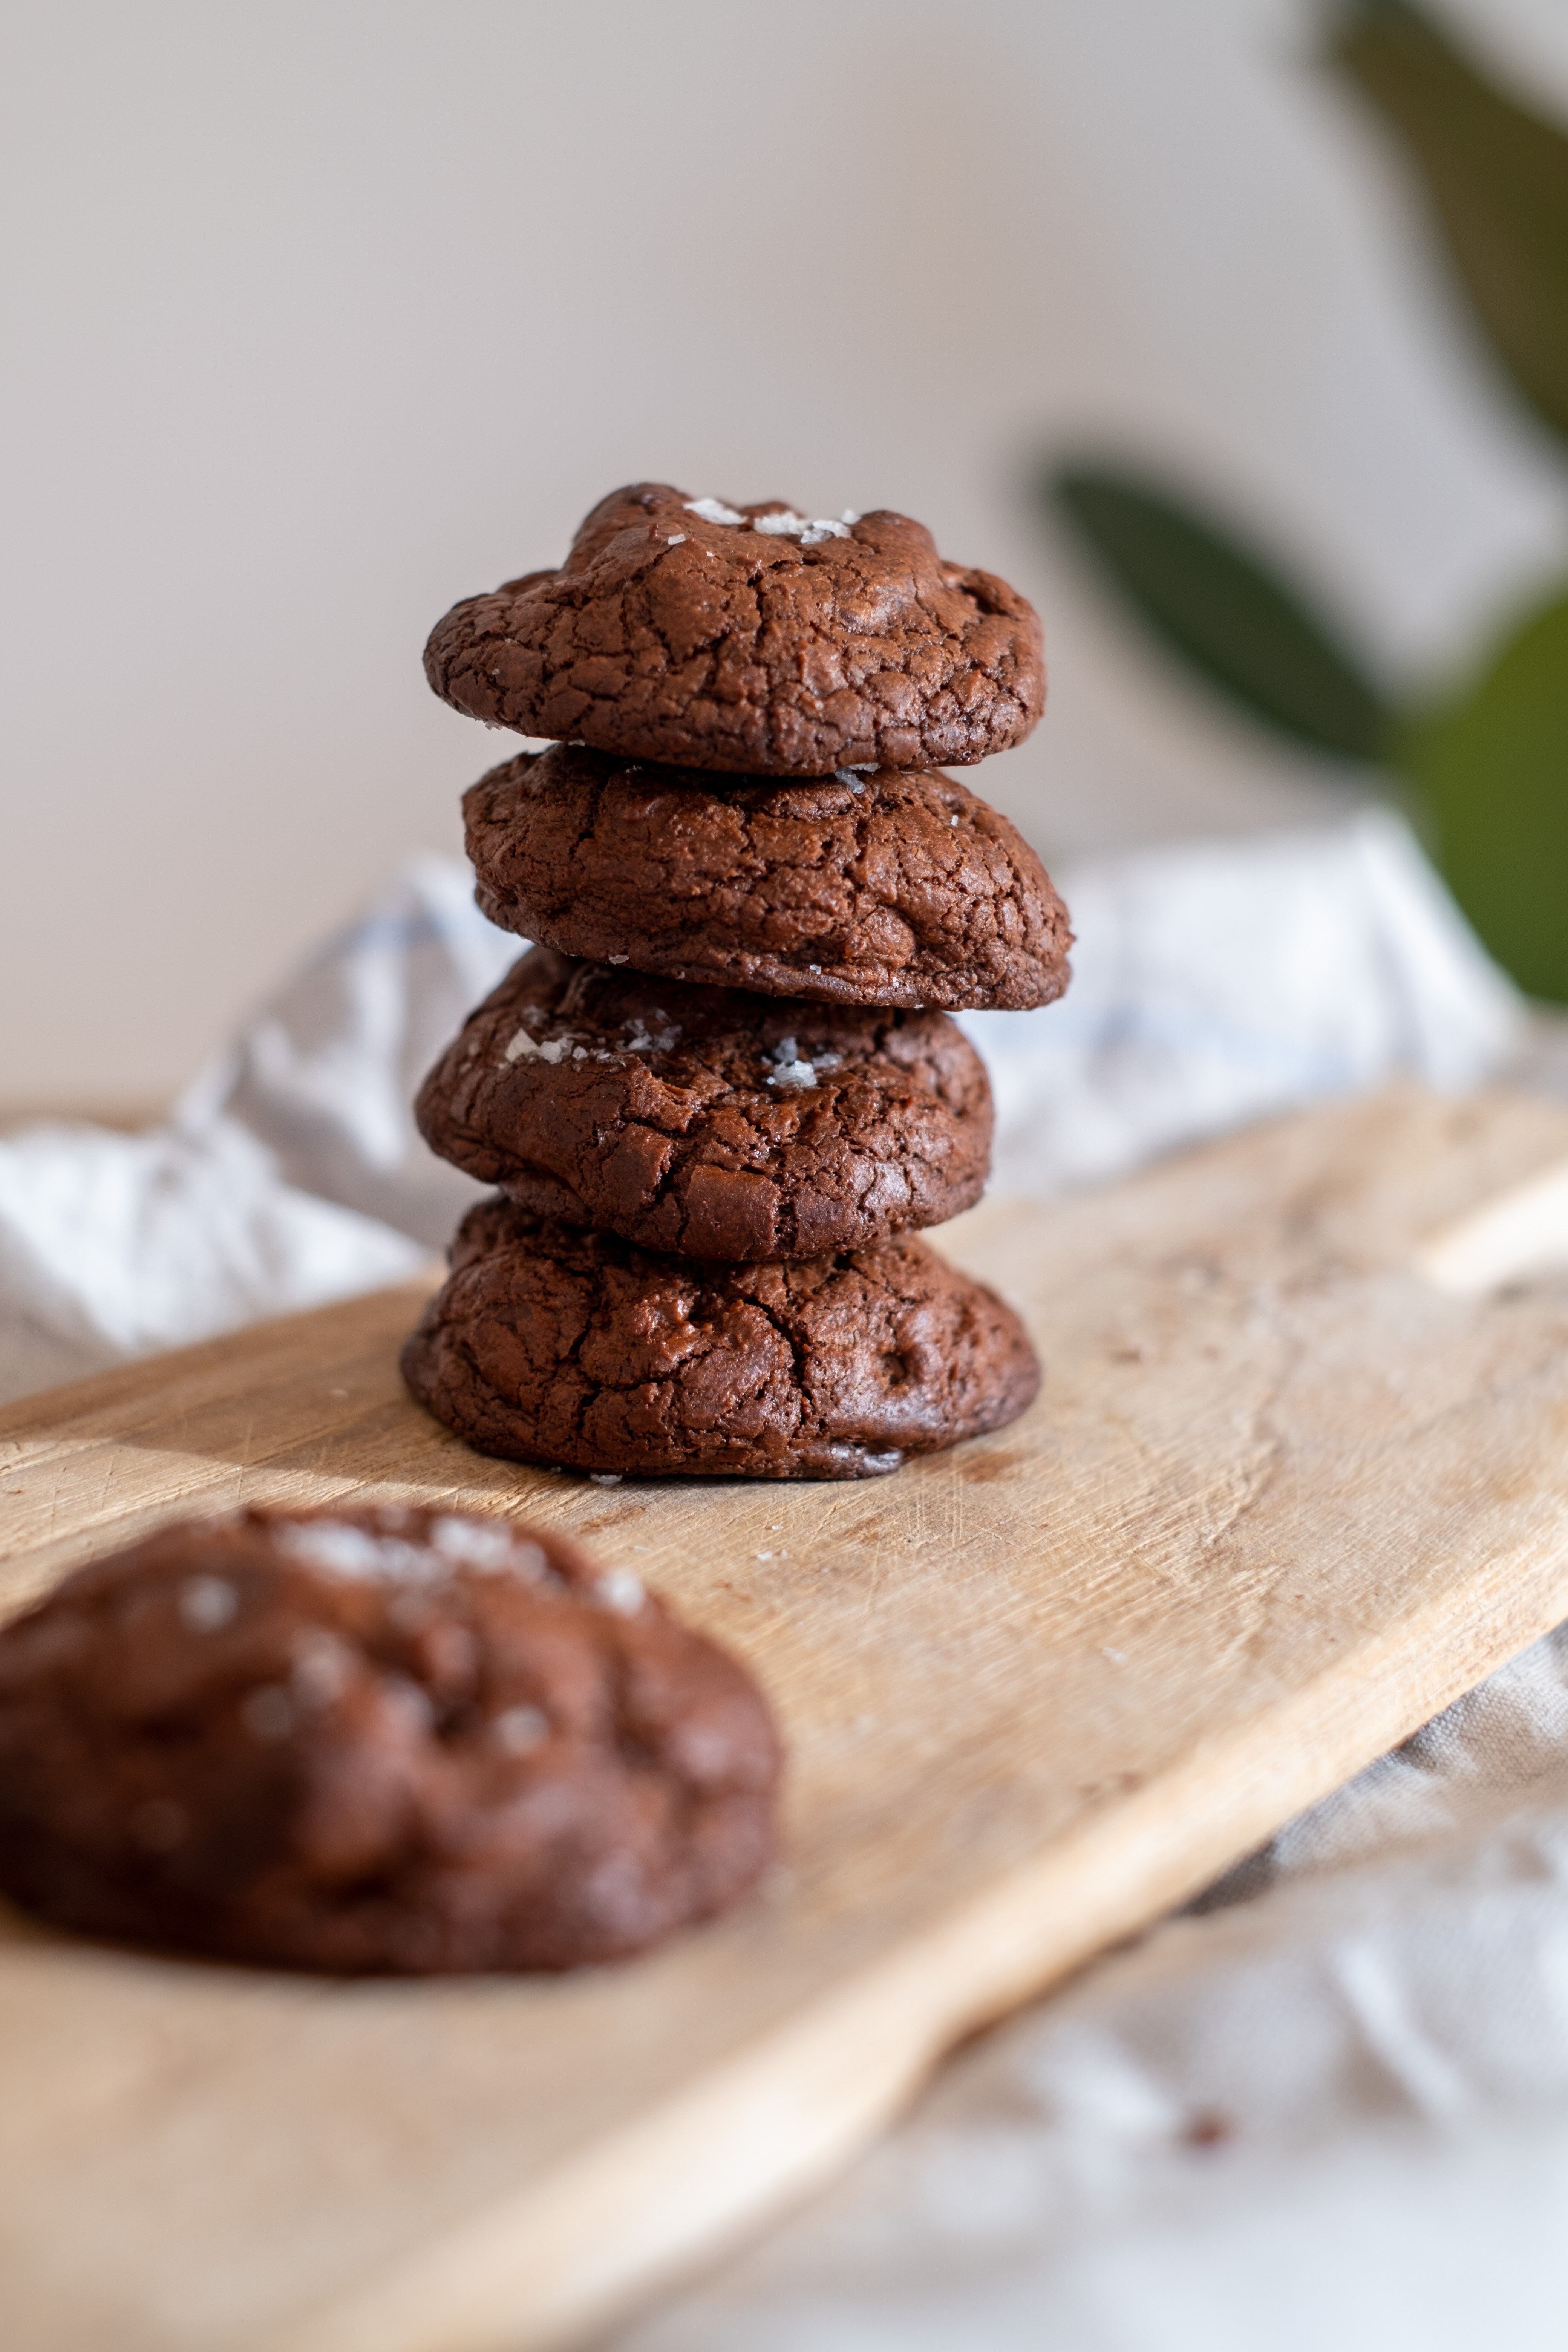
(403, 484, 1073, 1482)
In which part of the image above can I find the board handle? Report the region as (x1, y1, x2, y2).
(1415, 1156, 1568, 1295)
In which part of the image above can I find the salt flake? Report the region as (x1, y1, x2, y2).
(179, 1575, 237, 1633)
(291, 1631, 352, 1709)
(686, 497, 856, 546)
(275, 1521, 439, 1583)
(493, 1703, 550, 1755)
(765, 1034, 840, 1091)
(684, 496, 746, 526)
(752, 509, 852, 545)
(430, 1515, 518, 1571)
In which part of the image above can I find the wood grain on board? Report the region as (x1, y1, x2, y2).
(4, 1084, 1568, 2352)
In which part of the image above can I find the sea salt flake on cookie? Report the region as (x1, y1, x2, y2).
(429, 1515, 518, 1571)
(684, 496, 747, 525)
(414, 944, 997, 1262)
(179, 1575, 237, 1633)
(492, 1703, 550, 1755)
(275, 1521, 437, 1582)
(424, 481, 1045, 775)
(0, 1499, 782, 1972)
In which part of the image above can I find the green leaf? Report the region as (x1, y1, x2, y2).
(1046, 463, 1391, 761)
(1398, 585, 1568, 1001)
(1329, 1, 1568, 454)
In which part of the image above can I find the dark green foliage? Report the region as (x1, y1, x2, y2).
(1036, 4, 1568, 997)
(1403, 590, 1568, 1002)
(1331, 0, 1568, 454)
(1047, 464, 1391, 761)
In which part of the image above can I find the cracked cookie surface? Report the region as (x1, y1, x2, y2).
(424, 482, 1045, 775)
(416, 946, 993, 1261)
(0, 1505, 780, 1974)
(401, 1197, 1041, 1481)
(464, 746, 1072, 1012)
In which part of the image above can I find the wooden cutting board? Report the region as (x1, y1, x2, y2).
(5, 1084, 1568, 2352)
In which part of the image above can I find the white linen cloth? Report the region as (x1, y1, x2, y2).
(965, 804, 1518, 1197)
(611, 1623, 1568, 2352)
(0, 852, 510, 1404)
(0, 807, 1556, 2350)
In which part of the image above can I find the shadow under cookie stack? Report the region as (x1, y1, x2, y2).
(403, 484, 1073, 1483)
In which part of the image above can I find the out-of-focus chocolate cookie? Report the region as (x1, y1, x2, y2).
(415, 946, 993, 1262)
(463, 747, 1072, 1014)
(0, 1506, 781, 1974)
(401, 1197, 1040, 1481)
(423, 483, 1044, 775)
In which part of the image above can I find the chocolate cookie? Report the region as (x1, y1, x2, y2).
(415, 946, 993, 1262)
(464, 746, 1072, 1013)
(401, 1197, 1040, 1480)
(0, 1506, 780, 1974)
(424, 483, 1044, 776)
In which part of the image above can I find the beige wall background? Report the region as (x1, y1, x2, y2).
(4, 0, 1566, 1109)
